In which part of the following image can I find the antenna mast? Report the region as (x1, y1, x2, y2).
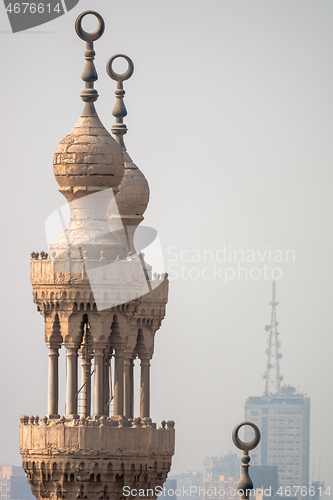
(263, 281, 283, 396)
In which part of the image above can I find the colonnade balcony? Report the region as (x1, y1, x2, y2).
(46, 342, 154, 421)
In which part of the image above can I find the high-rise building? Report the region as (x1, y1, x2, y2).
(19, 10, 174, 500)
(0, 466, 34, 500)
(245, 392, 310, 488)
(245, 282, 310, 491)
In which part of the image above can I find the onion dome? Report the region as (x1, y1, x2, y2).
(116, 150, 149, 218)
(50, 11, 126, 262)
(54, 114, 124, 203)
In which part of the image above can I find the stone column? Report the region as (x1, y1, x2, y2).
(104, 354, 111, 416)
(129, 358, 134, 417)
(94, 348, 104, 416)
(113, 349, 124, 416)
(48, 346, 60, 418)
(80, 357, 92, 417)
(66, 347, 78, 417)
(140, 357, 151, 419)
(124, 355, 134, 418)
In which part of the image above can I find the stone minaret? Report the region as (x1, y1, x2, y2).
(19, 11, 174, 500)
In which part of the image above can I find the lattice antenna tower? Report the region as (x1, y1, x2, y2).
(263, 280, 283, 395)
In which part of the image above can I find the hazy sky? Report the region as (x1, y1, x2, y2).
(1, 0, 333, 488)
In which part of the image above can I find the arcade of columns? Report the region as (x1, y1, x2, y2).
(19, 11, 175, 500)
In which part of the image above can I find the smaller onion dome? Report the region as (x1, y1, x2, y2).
(116, 150, 150, 217)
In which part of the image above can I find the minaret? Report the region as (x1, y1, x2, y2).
(19, 11, 174, 500)
(263, 280, 283, 396)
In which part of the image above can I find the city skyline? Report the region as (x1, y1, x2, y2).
(1, 0, 332, 489)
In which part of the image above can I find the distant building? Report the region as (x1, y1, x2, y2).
(203, 454, 239, 483)
(245, 282, 310, 492)
(169, 472, 203, 500)
(309, 481, 325, 500)
(250, 465, 278, 494)
(203, 460, 279, 500)
(162, 479, 177, 499)
(204, 475, 239, 500)
(245, 392, 310, 489)
(0, 465, 34, 500)
(203, 454, 239, 500)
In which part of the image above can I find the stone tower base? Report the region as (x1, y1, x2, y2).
(20, 416, 175, 500)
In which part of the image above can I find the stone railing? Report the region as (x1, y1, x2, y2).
(31, 255, 169, 311)
(20, 415, 174, 429)
(19, 415, 175, 459)
(31, 253, 167, 289)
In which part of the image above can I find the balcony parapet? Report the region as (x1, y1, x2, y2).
(20, 415, 174, 429)
(31, 253, 169, 310)
(20, 415, 175, 458)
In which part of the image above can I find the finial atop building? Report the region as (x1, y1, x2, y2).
(232, 422, 261, 500)
(75, 11, 105, 116)
(107, 54, 134, 150)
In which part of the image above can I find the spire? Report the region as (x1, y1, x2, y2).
(107, 54, 134, 150)
(263, 281, 283, 396)
(75, 10, 105, 117)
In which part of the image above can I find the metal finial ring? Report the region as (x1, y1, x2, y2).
(75, 11, 105, 42)
(232, 422, 261, 451)
(106, 54, 134, 82)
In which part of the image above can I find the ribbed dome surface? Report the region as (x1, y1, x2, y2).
(53, 114, 124, 201)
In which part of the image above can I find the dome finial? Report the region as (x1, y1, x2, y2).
(107, 54, 134, 150)
(75, 11, 105, 117)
